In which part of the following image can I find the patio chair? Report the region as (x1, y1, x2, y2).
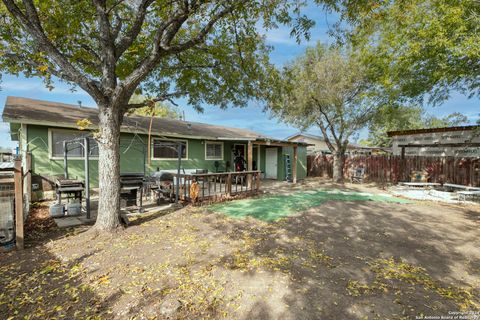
(351, 167, 365, 184)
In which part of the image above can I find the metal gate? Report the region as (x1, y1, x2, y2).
(0, 173, 15, 245)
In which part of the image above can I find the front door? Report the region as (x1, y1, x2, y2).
(232, 144, 246, 171)
(265, 148, 278, 179)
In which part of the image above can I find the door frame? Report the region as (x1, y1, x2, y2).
(265, 147, 278, 179)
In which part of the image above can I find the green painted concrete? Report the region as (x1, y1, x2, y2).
(24, 125, 307, 195)
(209, 189, 411, 221)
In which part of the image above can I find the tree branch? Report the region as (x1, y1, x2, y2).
(112, 12, 123, 40)
(2, 0, 104, 101)
(125, 91, 186, 111)
(120, 1, 244, 101)
(316, 120, 336, 152)
(312, 96, 340, 144)
(3, 52, 78, 83)
(115, 0, 155, 58)
(92, 0, 117, 91)
(166, 3, 239, 54)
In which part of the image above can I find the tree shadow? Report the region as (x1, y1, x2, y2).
(24, 202, 93, 248)
(7, 179, 478, 319)
(205, 198, 480, 319)
(0, 247, 118, 319)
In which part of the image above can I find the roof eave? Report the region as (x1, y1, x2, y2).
(387, 125, 480, 137)
(3, 117, 266, 142)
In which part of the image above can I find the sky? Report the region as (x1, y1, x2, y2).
(0, 4, 478, 149)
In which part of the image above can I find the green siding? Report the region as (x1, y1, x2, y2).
(27, 125, 279, 188)
(279, 146, 307, 181)
(28, 125, 100, 186)
(26, 124, 307, 199)
(259, 145, 266, 173)
(147, 139, 239, 173)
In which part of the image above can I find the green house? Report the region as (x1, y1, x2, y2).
(2, 97, 307, 200)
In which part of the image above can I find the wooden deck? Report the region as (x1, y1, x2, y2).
(170, 170, 261, 203)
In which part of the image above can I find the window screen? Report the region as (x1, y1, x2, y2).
(153, 140, 187, 159)
(51, 130, 98, 158)
(205, 142, 223, 160)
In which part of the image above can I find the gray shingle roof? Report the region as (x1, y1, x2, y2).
(2, 96, 271, 141)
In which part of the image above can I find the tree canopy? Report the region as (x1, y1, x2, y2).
(327, 0, 480, 105)
(0, 0, 313, 110)
(127, 95, 181, 119)
(268, 43, 379, 181)
(0, 0, 319, 231)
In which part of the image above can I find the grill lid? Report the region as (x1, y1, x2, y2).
(56, 179, 84, 187)
(120, 173, 144, 187)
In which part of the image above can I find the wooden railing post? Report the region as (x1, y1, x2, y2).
(24, 152, 32, 203)
(256, 171, 261, 193)
(226, 173, 232, 196)
(14, 158, 24, 250)
(247, 141, 253, 189)
(292, 146, 298, 184)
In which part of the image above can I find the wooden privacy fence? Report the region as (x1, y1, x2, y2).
(307, 155, 480, 187)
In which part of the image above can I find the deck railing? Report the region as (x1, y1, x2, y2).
(171, 170, 261, 203)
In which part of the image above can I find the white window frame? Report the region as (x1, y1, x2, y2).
(205, 141, 224, 160)
(151, 138, 188, 160)
(49, 128, 99, 160)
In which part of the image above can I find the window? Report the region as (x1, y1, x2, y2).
(50, 129, 98, 158)
(205, 141, 223, 160)
(152, 139, 187, 159)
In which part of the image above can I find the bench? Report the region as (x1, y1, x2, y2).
(444, 183, 480, 191)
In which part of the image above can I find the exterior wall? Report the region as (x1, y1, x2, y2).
(25, 124, 308, 199)
(391, 130, 480, 157)
(280, 146, 307, 181)
(288, 135, 329, 155)
(27, 124, 309, 199)
(288, 134, 378, 156)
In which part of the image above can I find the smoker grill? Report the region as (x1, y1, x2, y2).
(120, 173, 144, 209)
(147, 171, 176, 203)
(55, 179, 84, 204)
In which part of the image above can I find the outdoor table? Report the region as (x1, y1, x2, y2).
(457, 190, 480, 202)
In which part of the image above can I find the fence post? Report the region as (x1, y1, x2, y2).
(14, 158, 24, 250)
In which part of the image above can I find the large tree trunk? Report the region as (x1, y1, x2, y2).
(332, 151, 345, 183)
(94, 105, 122, 232)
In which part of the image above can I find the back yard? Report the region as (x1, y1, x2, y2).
(1, 178, 479, 319)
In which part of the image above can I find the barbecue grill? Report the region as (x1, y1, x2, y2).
(55, 179, 84, 204)
(147, 171, 175, 203)
(120, 173, 144, 209)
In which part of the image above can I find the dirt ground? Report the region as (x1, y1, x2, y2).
(1, 178, 479, 320)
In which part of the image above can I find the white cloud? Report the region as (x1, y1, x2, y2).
(0, 122, 9, 133)
(264, 28, 298, 45)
